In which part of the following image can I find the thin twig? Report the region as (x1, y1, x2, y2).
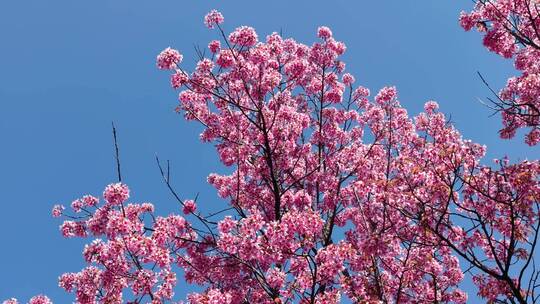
(112, 122, 122, 182)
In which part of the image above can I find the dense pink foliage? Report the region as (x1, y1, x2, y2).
(4, 6, 540, 304)
(460, 0, 540, 145)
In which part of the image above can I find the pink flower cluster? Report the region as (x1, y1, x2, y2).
(103, 182, 129, 205)
(182, 199, 197, 214)
(48, 183, 196, 303)
(460, 0, 540, 145)
(156, 47, 183, 70)
(204, 9, 224, 29)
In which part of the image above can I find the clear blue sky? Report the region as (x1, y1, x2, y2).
(1, 1, 538, 302)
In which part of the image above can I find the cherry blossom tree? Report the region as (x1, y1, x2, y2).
(4, 8, 540, 304)
(460, 0, 540, 145)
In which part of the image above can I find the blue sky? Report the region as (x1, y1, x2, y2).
(1, 0, 539, 302)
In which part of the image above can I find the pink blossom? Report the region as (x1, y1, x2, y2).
(525, 128, 540, 146)
(459, 11, 479, 31)
(204, 9, 224, 29)
(208, 40, 221, 53)
(342, 73, 355, 86)
(51, 204, 64, 217)
(156, 47, 182, 70)
(182, 199, 197, 214)
(103, 182, 129, 205)
(266, 268, 286, 289)
(28, 296, 52, 304)
(218, 216, 236, 234)
(317, 26, 333, 39)
(82, 195, 98, 207)
(424, 100, 439, 113)
(60, 220, 86, 238)
(228, 26, 258, 47)
(374, 86, 397, 104)
(171, 70, 188, 89)
(216, 49, 235, 68)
